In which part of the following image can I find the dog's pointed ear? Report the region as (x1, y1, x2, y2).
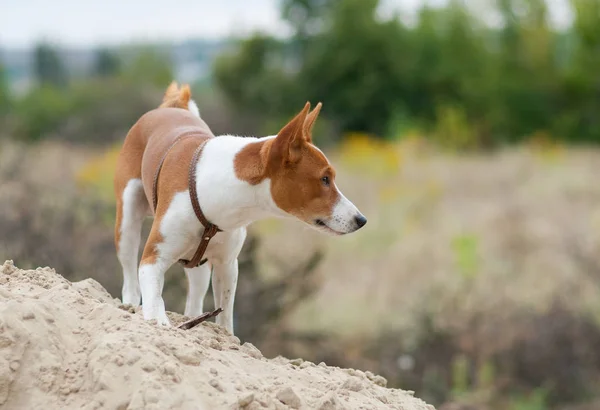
(272, 102, 311, 164)
(166, 81, 179, 93)
(303, 102, 322, 143)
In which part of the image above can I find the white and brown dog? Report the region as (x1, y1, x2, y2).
(114, 83, 366, 334)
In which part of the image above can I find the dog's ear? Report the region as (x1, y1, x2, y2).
(303, 102, 322, 143)
(271, 102, 311, 165)
(165, 81, 179, 94)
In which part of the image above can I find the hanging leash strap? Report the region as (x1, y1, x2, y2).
(152, 134, 222, 268)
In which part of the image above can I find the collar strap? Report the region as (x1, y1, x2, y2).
(179, 140, 222, 268)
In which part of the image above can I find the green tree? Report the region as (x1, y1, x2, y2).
(94, 48, 121, 78)
(33, 43, 68, 87)
(560, 0, 600, 141)
(300, 0, 409, 134)
(122, 48, 173, 88)
(212, 0, 600, 145)
(0, 62, 10, 115)
(409, 6, 445, 122)
(492, 0, 559, 141)
(213, 34, 295, 117)
(281, 0, 333, 38)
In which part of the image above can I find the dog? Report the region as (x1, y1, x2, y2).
(113, 82, 366, 334)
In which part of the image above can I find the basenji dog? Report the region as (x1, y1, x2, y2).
(114, 82, 367, 334)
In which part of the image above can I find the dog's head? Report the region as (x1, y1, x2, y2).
(257, 103, 366, 235)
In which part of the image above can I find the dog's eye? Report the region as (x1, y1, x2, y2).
(321, 176, 330, 186)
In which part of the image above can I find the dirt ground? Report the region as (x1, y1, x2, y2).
(0, 260, 434, 410)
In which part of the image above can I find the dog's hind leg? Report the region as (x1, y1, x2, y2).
(115, 178, 148, 306)
(138, 219, 179, 326)
(184, 264, 212, 317)
(138, 194, 193, 326)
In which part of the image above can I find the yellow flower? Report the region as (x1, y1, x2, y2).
(76, 145, 120, 203)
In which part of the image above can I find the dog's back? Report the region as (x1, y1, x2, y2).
(113, 83, 213, 248)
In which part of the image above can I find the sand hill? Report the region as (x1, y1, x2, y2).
(0, 260, 433, 410)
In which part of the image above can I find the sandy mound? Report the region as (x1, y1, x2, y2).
(0, 260, 433, 410)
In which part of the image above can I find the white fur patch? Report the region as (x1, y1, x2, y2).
(188, 99, 200, 117)
(195, 135, 286, 230)
(327, 188, 362, 234)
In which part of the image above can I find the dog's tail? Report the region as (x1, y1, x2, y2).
(159, 81, 200, 117)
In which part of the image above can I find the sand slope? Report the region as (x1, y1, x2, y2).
(0, 260, 433, 410)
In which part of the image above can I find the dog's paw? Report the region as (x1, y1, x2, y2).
(122, 290, 141, 306)
(142, 304, 171, 327)
(156, 312, 171, 327)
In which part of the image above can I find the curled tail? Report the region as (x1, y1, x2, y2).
(159, 81, 200, 117)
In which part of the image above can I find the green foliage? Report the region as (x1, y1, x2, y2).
(213, 35, 296, 118)
(561, 0, 600, 142)
(281, 0, 333, 38)
(385, 105, 417, 141)
(214, 0, 600, 146)
(14, 85, 75, 141)
(476, 360, 496, 390)
(0, 62, 10, 115)
(94, 48, 121, 77)
(33, 43, 68, 87)
(451, 234, 479, 280)
(451, 355, 470, 397)
(12, 79, 158, 143)
(300, 0, 409, 135)
(433, 105, 478, 151)
(9, 44, 176, 143)
(509, 388, 550, 410)
(121, 48, 173, 88)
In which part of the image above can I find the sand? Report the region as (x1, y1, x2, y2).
(0, 260, 433, 410)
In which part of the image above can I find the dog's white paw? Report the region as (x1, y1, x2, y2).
(142, 301, 171, 327)
(156, 312, 171, 327)
(144, 312, 171, 327)
(122, 289, 141, 306)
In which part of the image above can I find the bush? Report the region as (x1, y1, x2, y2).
(11, 79, 160, 144)
(13, 85, 75, 142)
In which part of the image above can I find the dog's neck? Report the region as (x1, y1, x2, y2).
(193, 135, 287, 231)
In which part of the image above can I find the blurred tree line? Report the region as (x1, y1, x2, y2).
(214, 0, 600, 147)
(0, 43, 173, 143)
(1, 0, 599, 148)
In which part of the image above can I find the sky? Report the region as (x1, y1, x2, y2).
(0, 0, 573, 49)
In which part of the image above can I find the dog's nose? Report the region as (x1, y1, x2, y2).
(354, 214, 367, 229)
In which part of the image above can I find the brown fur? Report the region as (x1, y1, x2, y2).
(302, 102, 321, 142)
(234, 102, 339, 222)
(114, 84, 213, 264)
(159, 81, 192, 110)
(140, 136, 203, 264)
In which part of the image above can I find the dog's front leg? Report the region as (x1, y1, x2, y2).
(212, 259, 239, 334)
(139, 259, 172, 326)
